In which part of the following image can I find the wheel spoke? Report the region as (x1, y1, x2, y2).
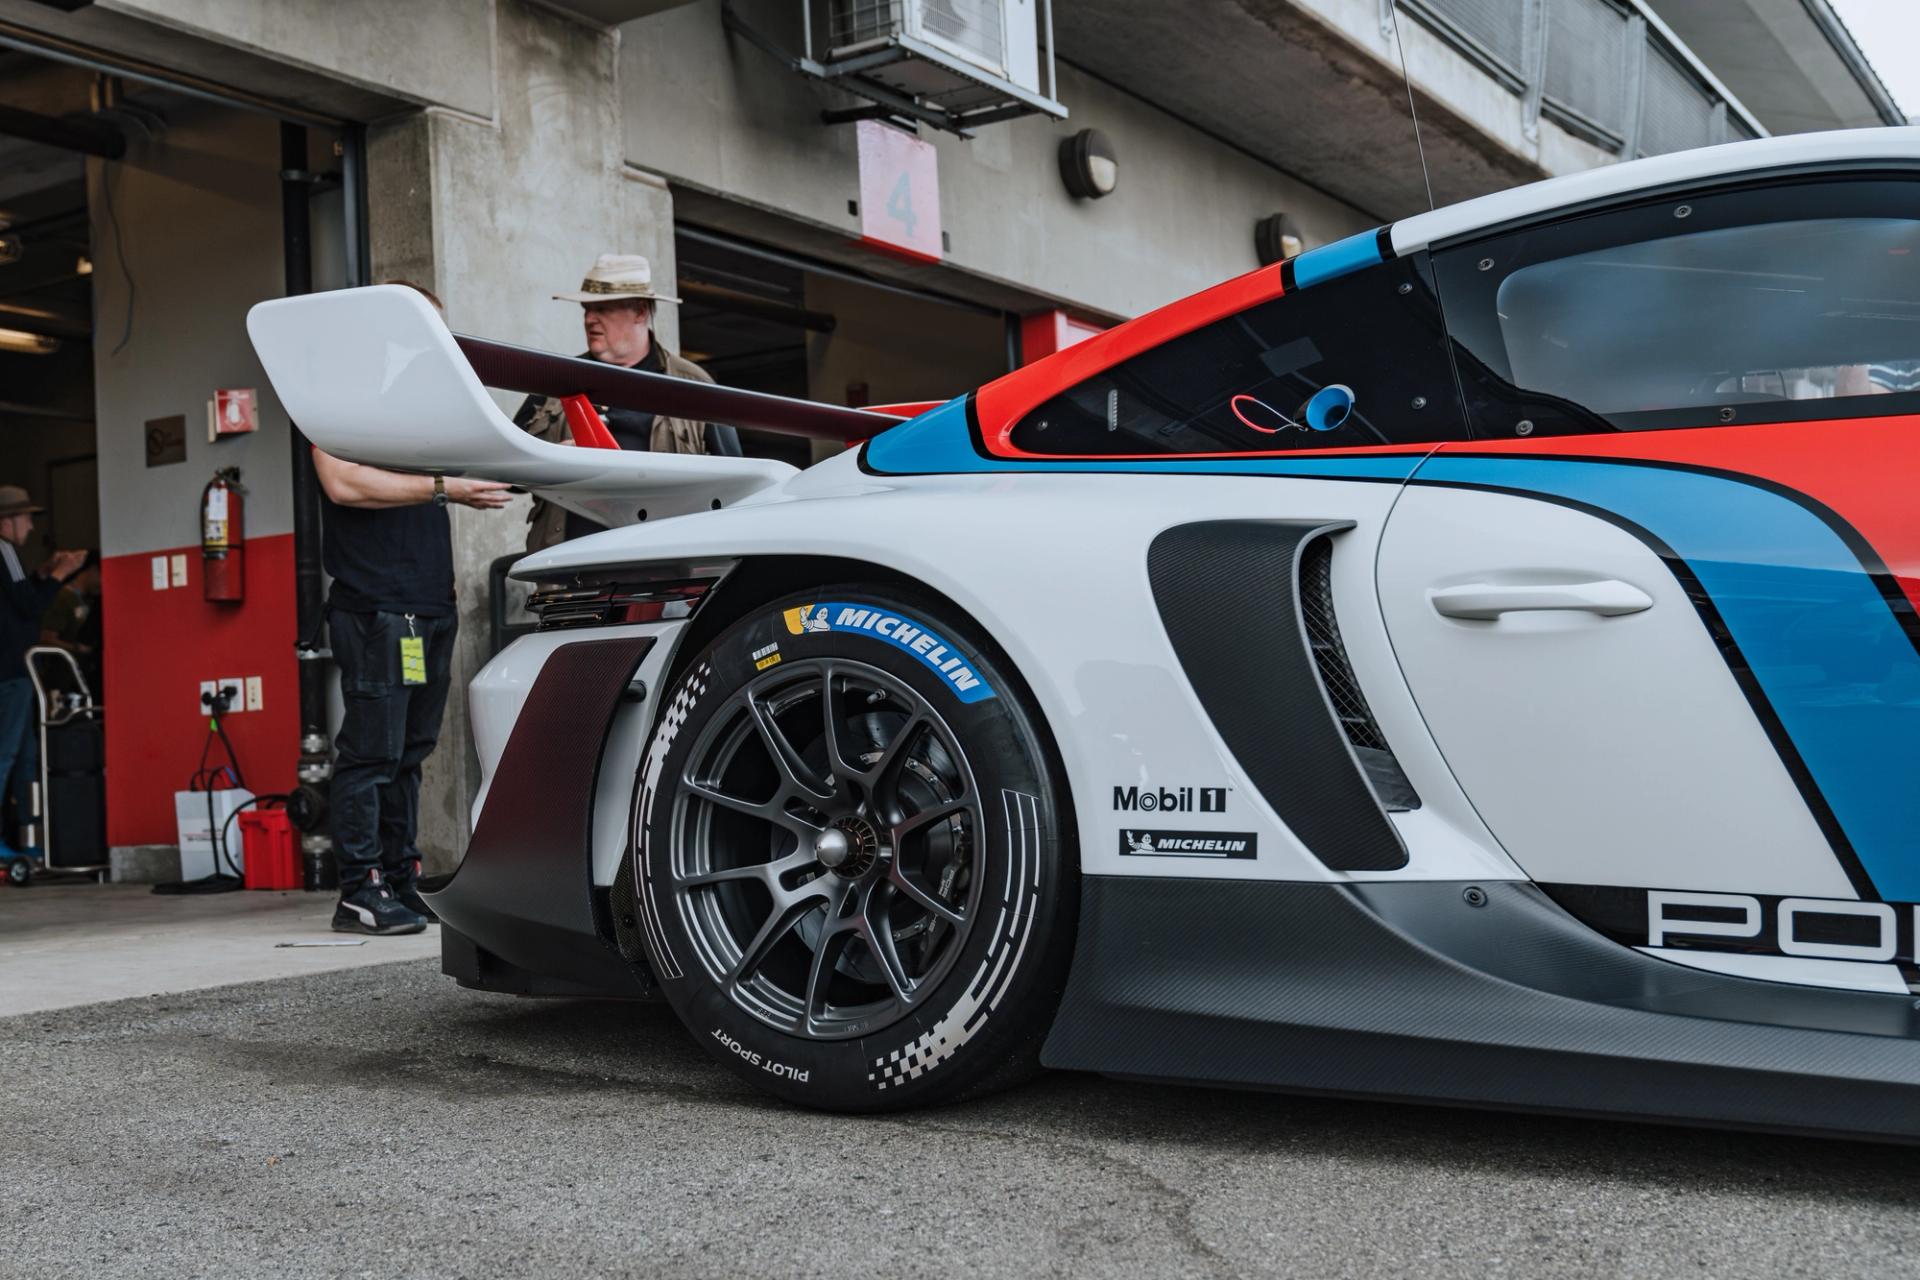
(682, 777, 782, 823)
(889, 862, 966, 927)
(746, 689, 833, 801)
(859, 893, 916, 1005)
(803, 880, 858, 1023)
(816, 664, 862, 783)
(891, 794, 973, 844)
(678, 848, 811, 889)
(865, 711, 929, 792)
(725, 895, 817, 992)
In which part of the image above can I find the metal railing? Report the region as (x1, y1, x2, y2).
(1389, 0, 1765, 157)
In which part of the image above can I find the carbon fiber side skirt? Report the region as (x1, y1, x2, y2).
(1042, 876, 1920, 1142)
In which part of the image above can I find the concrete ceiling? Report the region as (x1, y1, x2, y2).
(1052, 0, 1548, 222)
(1650, 0, 1903, 133)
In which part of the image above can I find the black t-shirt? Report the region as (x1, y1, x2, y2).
(322, 491, 455, 616)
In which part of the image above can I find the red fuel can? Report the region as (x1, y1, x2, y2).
(238, 808, 300, 890)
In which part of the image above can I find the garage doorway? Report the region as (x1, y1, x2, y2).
(0, 37, 357, 875)
(674, 227, 1014, 466)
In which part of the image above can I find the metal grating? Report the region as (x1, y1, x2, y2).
(830, 0, 901, 49)
(1545, 0, 1628, 135)
(1423, 0, 1526, 76)
(912, 0, 1005, 69)
(1298, 535, 1421, 812)
(1299, 536, 1386, 751)
(1638, 45, 1715, 157)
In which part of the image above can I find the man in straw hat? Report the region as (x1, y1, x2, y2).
(513, 253, 740, 551)
(0, 485, 85, 862)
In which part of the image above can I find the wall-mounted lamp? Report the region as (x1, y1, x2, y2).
(1059, 128, 1118, 200)
(0, 234, 22, 267)
(1255, 213, 1304, 266)
(0, 327, 60, 356)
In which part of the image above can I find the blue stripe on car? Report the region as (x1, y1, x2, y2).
(865, 404, 1918, 899)
(1290, 229, 1389, 289)
(1420, 455, 1920, 901)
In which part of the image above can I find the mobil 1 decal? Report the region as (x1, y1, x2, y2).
(781, 602, 996, 704)
(1550, 883, 1920, 972)
(1113, 784, 1227, 814)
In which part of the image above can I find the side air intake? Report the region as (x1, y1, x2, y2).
(1297, 536, 1421, 812)
(1148, 520, 1409, 872)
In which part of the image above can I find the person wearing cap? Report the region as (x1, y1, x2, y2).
(311, 279, 515, 935)
(0, 485, 85, 861)
(514, 253, 741, 551)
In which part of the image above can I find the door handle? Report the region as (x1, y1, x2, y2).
(1429, 579, 1653, 620)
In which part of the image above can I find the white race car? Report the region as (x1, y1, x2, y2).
(251, 127, 1920, 1139)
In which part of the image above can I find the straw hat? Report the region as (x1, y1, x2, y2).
(0, 484, 43, 518)
(553, 253, 680, 305)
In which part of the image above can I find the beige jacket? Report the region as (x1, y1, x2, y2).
(518, 347, 716, 552)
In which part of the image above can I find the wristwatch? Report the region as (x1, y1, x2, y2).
(433, 475, 448, 508)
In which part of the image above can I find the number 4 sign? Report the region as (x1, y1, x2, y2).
(856, 120, 942, 264)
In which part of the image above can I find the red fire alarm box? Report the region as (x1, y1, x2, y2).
(209, 388, 258, 441)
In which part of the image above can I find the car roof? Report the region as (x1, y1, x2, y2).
(1389, 126, 1920, 256)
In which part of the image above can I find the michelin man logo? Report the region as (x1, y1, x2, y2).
(783, 603, 833, 635)
(776, 601, 997, 704)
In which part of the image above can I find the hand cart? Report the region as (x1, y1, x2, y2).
(7, 647, 109, 885)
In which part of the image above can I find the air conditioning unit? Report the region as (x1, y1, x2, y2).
(832, 1, 1034, 91)
(729, 0, 1064, 135)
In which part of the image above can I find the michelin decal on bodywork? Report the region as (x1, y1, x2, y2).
(782, 602, 997, 704)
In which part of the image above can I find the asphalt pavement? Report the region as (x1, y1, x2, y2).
(4, 958, 1918, 1279)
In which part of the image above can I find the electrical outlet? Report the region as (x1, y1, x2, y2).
(198, 681, 219, 715)
(244, 676, 263, 712)
(217, 678, 243, 714)
(152, 556, 169, 590)
(170, 554, 188, 588)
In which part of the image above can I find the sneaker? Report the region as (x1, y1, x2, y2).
(332, 872, 427, 936)
(385, 867, 439, 924)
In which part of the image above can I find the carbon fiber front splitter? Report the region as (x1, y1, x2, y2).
(1041, 877, 1920, 1142)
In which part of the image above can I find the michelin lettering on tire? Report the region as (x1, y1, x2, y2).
(780, 602, 997, 703)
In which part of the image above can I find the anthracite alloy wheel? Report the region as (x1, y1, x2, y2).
(674, 658, 985, 1040)
(635, 586, 1077, 1110)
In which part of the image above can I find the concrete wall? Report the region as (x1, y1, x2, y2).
(93, 0, 498, 118)
(365, 1, 668, 871)
(619, 0, 1377, 322)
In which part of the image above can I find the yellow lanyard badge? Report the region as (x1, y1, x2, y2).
(400, 615, 427, 686)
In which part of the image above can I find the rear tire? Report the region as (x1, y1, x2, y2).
(633, 585, 1076, 1110)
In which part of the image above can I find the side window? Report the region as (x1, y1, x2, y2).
(1434, 178, 1920, 437)
(1006, 256, 1468, 455)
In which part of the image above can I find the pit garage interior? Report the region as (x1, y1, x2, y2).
(0, 32, 1096, 954)
(0, 38, 353, 892)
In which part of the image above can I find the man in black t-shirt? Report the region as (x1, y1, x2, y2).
(314, 280, 512, 936)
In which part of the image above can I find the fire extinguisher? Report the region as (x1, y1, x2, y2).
(202, 466, 245, 603)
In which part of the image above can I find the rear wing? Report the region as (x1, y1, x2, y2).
(246, 285, 905, 524)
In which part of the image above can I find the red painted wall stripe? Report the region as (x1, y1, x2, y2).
(100, 534, 299, 847)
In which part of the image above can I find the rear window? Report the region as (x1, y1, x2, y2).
(1006, 256, 1466, 454)
(1436, 181, 1920, 435)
